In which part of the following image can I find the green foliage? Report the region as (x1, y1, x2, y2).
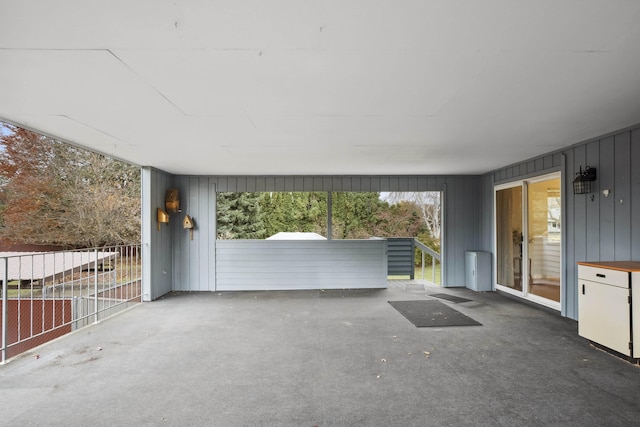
(331, 192, 385, 239)
(415, 230, 441, 266)
(371, 200, 426, 238)
(217, 192, 266, 239)
(216, 191, 441, 248)
(261, 192, 327, 237)
(214, 189, 442, 263)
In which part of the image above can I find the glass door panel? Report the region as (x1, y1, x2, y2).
(496, 186, 523, 291)
(527, 178, 561, 303)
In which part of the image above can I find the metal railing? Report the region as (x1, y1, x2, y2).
(1, 244, 141, 363)
(414, 238, 441, 283)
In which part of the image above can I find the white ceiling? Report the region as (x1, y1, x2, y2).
(2, 1, 640, 176)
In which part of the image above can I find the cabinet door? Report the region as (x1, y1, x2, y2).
(633, 272, 640, 358)
(465, 252, 476, 290)
(578, 279, 631, 356)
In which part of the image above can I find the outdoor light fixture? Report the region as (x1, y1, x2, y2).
(157, 208, 170, 230)
(165, 189, 180, 213)
(183, 214, 195, 240)
(573, 166, 597, 195)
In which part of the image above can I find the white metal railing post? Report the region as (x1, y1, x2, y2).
(94, 248, 99, 324)
(432, 257, 436, 283)
(327, 192, 332, 240)
(413, 238, 441, 284)
(2, 257, 8, 364)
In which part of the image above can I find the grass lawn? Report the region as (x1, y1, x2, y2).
(6, 289, 42, 298)
(2, 281, 40, 298)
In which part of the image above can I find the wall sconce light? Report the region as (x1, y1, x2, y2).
(165, 189, 181, 213)
(157, 208, 170, 231)
(572, 166, 597, 195)
(183, 214, 195, 240)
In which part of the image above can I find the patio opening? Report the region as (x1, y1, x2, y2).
(215, 190, 442, 286)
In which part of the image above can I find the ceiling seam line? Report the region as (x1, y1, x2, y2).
(106, 49, 187, 116)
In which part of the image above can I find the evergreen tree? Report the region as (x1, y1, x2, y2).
(331, 192, 384, 239)
(216, 192, 266, 239)
(261, 192, 327, 237)
(217, 190, 435, 243)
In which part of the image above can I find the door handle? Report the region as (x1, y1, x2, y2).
(582, 284, 585, 295)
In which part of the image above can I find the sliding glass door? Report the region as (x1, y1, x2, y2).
(527, 178, 561, 303)
(495, 174, 561, 309)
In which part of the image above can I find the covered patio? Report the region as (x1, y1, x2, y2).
(2, 283, 640, 426)
(3, 3, 640, 424)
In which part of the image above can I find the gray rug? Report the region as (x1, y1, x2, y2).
(388, 300, 482, 327)
(429, 293, 473, 304)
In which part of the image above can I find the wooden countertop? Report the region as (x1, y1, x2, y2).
(577, 261, 640, 272)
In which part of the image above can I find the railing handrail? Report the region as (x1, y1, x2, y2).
(412, 238, 441, 284)
(0, 243, 138, 258)
(413, 238, 440, 261)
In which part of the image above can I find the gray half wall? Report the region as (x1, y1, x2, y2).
(216, 240, 387, 291)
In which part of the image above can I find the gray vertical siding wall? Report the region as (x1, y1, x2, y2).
(150, 175, 481, 293)
(141, 167, 173, 301)
(564, 127, 640, 319)
(481, 124, 640, 320)
(441, 177, 482, 286)
(171, 176, 216, 292)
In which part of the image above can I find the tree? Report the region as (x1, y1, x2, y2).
(0, 124, 141, 247)
(216, 192, 266, 239)
(384, 192, 441, 240)
(260, 192, 327, 237)
(371, 200, 426, 238)
(331, 192, 384, 239)
(55, 149, 141, 247)
(216, 190, 439, 243)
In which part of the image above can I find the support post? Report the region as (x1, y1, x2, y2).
(327, 192, 332, 240)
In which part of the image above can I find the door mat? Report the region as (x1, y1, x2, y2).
(388, 300, 482, 327)
(429, 293, 472, 304)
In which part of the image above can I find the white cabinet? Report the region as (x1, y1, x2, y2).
(578, 262, 640, 358)
(465, 251, 492, 292)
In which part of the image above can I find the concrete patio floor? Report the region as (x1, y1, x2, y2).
(2, 282, 640, 426)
